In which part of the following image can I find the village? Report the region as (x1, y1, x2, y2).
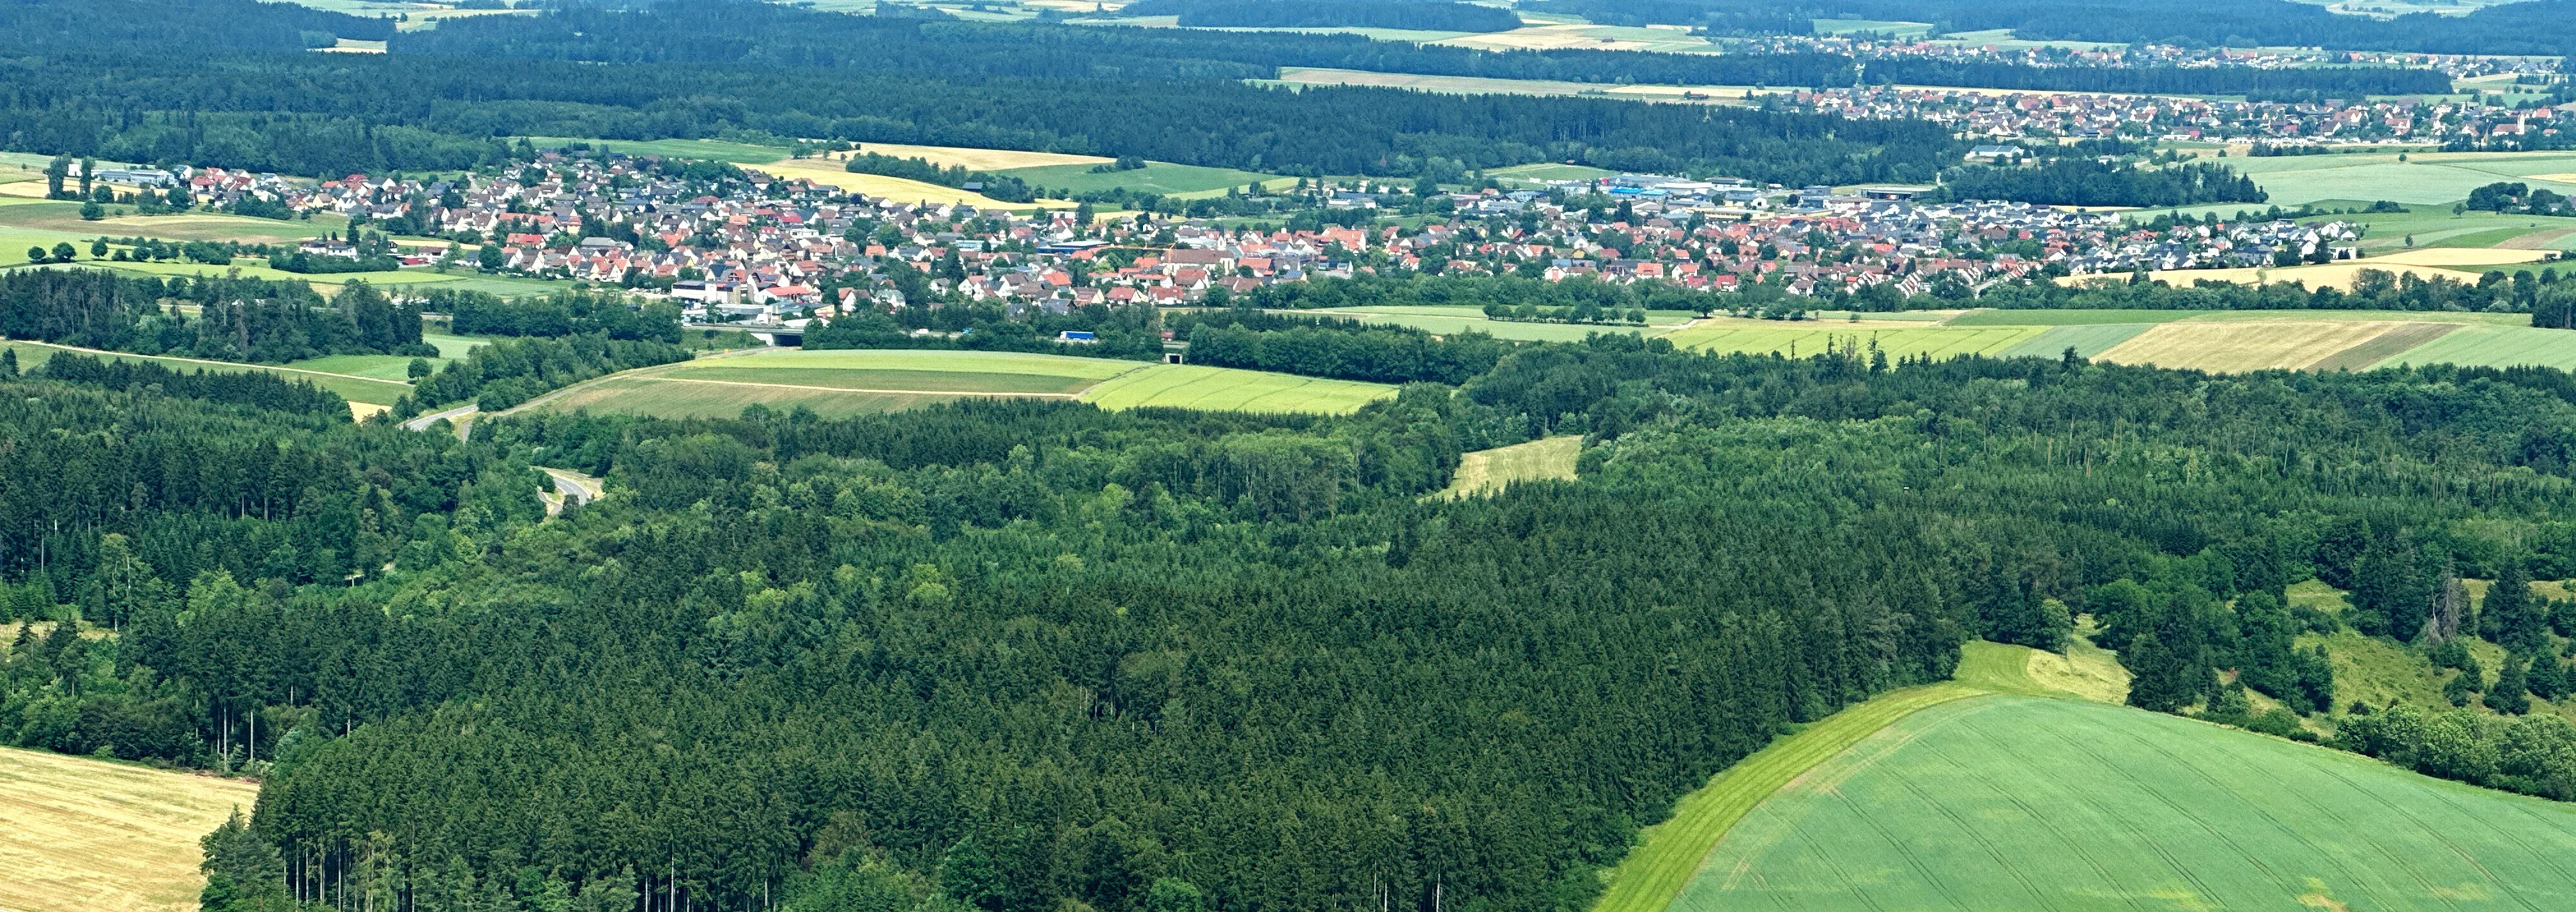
(1764, 83, 2576, 144)
(136, 146, 2366, 324)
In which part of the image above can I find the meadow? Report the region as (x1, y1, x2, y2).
(2, 340, 416, 412)
(1678, 693, 2576, 911)
(0, 743, 259, 912)
(1431, 435, 1580, 499)
(0, 199, 337, 244)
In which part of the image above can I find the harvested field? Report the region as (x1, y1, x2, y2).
(0, 744, 260, 912)
(2093, 320, 2404, 372)
(745, 160, 1066, 208)
(853, 143, 1109, 170)
(2359, 247, 2555, 267)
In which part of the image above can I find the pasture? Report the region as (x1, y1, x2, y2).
(0, 201, 336, 244)
(1678, 693, 2576, 911)
(0, 743, 260, 912)
(1432, 435, 1580, 499)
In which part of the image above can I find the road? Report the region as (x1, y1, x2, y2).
(401, 403, 479, 437)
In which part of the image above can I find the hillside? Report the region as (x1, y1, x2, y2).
(0, 744, 257, 912)
(1680, 694, 2576, 911)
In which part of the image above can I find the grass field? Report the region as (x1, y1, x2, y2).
(1433, 435, 1579, 499)
(1000, 160, 1291, 197)
(0, 743, 259, 912)
(1662, 323, 2048, 360)
(528, 136, 794, 165)
(2371, 324, 2576, 370)
(1680, 693, 2576, 911)
(1488, 162, 1618, 184)
(2223, 150, 2576, 207)
(1995, 323, 2160, 359)
(3, 340, 417, 411)
(1078, 364, 1395, 413)
(1591, 640, 2106, 912)
(0, 201, 334, 244)
(1270, 68, 1751, 105)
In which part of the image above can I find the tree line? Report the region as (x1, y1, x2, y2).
(1929, 158, 2268, 208)
(393, 333, 694, 415)
(31, 352, 351, 419)
(1126, 0, 1527, 33)
(0, 269, 432, 364)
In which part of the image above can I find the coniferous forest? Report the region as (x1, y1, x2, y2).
(15, 318, 2576, 911)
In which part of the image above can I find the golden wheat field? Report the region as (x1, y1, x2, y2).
(0, 744, 259, 912)
(2092, 320, 2405, 372)
(749, 158, 1071, 210)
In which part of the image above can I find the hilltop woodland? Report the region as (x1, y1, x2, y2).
(16, 302, 2576, 911)
(1123, 0, 1526, 33)
(0, 0, 2446, 187)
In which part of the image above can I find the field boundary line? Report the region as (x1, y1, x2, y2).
(486, 346, 774, 419)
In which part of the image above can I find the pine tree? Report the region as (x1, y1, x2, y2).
(2489, 558, 2542, 651)
(2487, 660, 2531, 715)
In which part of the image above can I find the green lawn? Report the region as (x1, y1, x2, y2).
(1681, 693, 2576, 911)
(997, 161, 1290, 197)
(1078, 364, 1395, 413)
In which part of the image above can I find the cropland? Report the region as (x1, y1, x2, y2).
(2223, 150, 2576, 208)
(520, 348, 1395, 417)
(0, 743, 260, 912)
(1298, 304, 1694, 341)
(1677, 694, 2576, 911)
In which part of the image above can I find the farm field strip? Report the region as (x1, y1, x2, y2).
(1997, 323, 2157, 360)
(2306, 321, 2458, 371)
(1662, 325, 2046, 360)
(525, 375, 965, 419)
(2093, 320, 2407, 372)
(1432, 435, 1579, 500)
(1947, 309, 2212, 326)
(2365, 324, 2576, 371)
(1678, 695, 2576, 911)
(0, 744, 260, 912)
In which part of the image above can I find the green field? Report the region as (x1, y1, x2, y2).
(1680, 693, 2576, 911)
(1663, 323, 2048, 359)
(1996, 323, 2159, 359)
(0, 201, 337, 244)
(2224, 151, 2576, 208)
(3, 341, 415, 407)
(519, 349, 1392, 417)
(1811, 17, 1933, 35)
(1433, 435, 1580, 499)
(1947, 309, 2214, 326)
(1079, 364, 1395, 413)
(999, 161, 1290, 197)
(1300, 305, 1691, 342)
(2366, 323, 2576, 370)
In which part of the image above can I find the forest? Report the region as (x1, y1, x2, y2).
(12, 314, 2576, 912)
(1927, 158, 2267, 208)
(0, 270, 432, 363)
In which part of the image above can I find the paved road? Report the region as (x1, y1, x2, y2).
(541, 468, 604, 508)
(401, 403, 479, 436)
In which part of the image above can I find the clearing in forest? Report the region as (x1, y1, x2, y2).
(1676, 694, 2576, 911)
(0, 744, 259, 912)
(1432, 435, 1580, 499)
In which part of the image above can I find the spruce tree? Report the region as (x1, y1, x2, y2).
(2489, 558, 2542, 651)
(2487, 660, 2531, 715)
